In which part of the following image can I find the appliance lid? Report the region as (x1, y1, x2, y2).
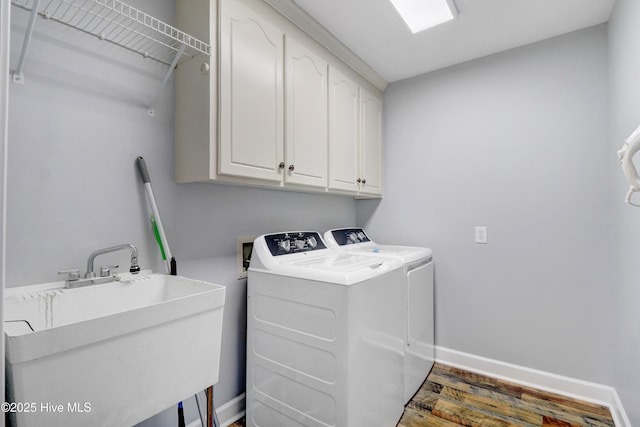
(349, 245, 433, 263)
(253, 253, 403, 285)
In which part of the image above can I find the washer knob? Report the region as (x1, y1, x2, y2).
(307, 236, 317, 248)
(348, 232, 359, 243)
(278, 239, 291, 253)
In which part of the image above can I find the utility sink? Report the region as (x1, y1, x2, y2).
(4, 271, 225, 427)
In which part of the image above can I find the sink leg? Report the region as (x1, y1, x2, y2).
(195, 393, 206, 427)
(207, 386, 220, 427)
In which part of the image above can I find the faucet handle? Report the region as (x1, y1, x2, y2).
(99, 265, 119, 278)
(58, 269, 80, 281)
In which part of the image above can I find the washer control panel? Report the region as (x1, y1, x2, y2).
(265, 232, 327, 256)
(330, 228, 371, 246)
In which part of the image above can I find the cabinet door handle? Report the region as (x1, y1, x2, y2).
(279, 162, 285, 170)
(362, 179, 366, 184)
(288, 164, 295, 172)
(357, 178, 362, 183)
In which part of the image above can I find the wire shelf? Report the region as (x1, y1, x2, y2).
(11, 0, 211, 66)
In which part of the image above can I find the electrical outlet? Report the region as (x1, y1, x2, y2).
(237, 236, 256, 279)
(475, 226, 488, 244)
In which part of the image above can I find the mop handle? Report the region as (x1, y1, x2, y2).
(136, 158, 210, 427)
(136, 157, 173, 274)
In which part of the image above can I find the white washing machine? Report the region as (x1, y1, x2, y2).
(323, 227, 434, 404)
(247, 231, 405, 427)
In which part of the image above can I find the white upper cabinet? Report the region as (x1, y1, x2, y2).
(175, 0, 385, 198)
(284, 36, 328, 188)
(328, 65, 359, 193)
(359, 87, 383, 196)
(219, 0, 284, 182)
(328, 66, 383, 196)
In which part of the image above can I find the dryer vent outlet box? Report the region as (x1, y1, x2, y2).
(237, 236, 255, 279)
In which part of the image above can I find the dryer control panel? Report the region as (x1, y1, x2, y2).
(330, 228, 371, 246)
(265, 232, 327, 256)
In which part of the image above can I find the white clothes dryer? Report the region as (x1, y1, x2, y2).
(324, 227, 434, 404)
(247, 231, 405, 427)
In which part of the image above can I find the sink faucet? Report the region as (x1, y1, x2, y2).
(85, 244, 140, 279)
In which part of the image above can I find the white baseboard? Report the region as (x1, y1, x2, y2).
(186, 393, 246, 427)
(609, 389, 633, 427)
(218, 393, 246, 427)
(435, 346, 631, 427)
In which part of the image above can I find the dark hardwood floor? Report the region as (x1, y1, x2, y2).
(231, 363, 615, 427)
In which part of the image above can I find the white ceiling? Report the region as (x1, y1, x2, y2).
(291, 0, 616, 83)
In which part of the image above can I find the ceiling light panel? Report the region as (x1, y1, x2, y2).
(389, 0, 458, 33)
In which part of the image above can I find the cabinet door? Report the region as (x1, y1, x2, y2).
(219, 0, 284, 182)
(328, 66, 359, 192)
(359, 87, 383, 195)
(284, 36, 328, 188)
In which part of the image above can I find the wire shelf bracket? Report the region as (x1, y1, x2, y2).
(10, 0, 212, 113)
(147, 43, 185, 117)
(12, 0, 41, 85)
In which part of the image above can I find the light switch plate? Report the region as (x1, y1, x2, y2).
(475, 226, 488, 244)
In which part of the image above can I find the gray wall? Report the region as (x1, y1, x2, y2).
(608, 0, 640, 421)
(8, 0, 633, 425)
(357, 26, 615, 385)
(7, 1, 355, 425)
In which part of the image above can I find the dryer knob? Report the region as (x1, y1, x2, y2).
(307, 236, 317, 248)
(348, 232, 359, 243)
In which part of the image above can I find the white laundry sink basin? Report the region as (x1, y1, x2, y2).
(4, 271, 226, 427)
